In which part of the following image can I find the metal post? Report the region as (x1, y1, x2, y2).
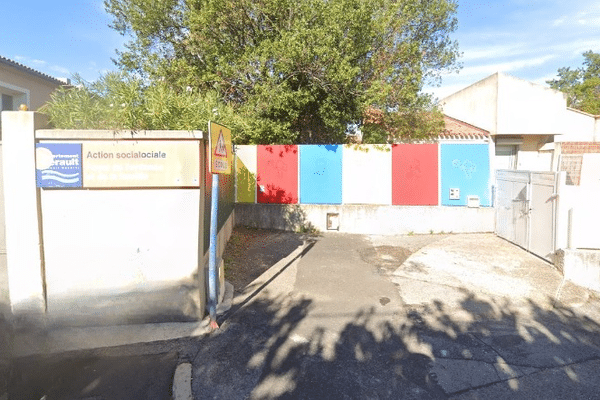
(208, 173, 220, 328)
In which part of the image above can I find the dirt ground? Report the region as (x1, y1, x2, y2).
(222, 226, 306, 292)
(222, 227, 453, 293)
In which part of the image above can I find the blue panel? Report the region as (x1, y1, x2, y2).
(300, 145, 343, 204)
(441, 144, 491, 206)
(36, 143, 82, 188)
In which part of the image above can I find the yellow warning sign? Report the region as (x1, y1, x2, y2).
(214, 131, 227, 157)
(209, 121, 232, 174)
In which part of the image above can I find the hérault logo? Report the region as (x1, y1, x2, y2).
(36, 143, 83, 188)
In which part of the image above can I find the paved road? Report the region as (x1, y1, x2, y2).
(7, 232, 600, 399)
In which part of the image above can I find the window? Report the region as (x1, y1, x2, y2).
(1, 94, 14, 111)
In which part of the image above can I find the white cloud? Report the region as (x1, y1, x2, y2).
(50, 65, 71, 76)
(460, 55, 556, 77)
(461, 43, 526, 61)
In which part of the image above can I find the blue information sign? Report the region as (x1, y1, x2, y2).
(35, 143, 83, 188)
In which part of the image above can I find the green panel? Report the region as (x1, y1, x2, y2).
(236, 157, 256, 203)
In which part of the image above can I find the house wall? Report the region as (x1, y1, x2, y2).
(440, 74, 499, 134)
(442, 73, 573, 138)
(0, 62, 63, 111)
(516, 135, 553, 171)
(496, 73, 566, 136)
(556, 108, 598, 142)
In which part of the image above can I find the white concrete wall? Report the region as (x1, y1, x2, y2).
(496, 74, 566, 136)
(440, 73, 498, 134)
(235, 204, 495, 235)
(342, 145, 392, 205)
(1, 112, 46, 314)
(442, 73, 570, 138)
(41, 190, 201, 300)
(555, 108, 598, 142)
(557, 184, 600, 250)
(0, 112, 235, 324)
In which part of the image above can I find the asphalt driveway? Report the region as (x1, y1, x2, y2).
(8, 231, 600, 399)
(193, 232, 600, 399)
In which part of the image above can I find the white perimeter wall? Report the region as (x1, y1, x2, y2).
(41, 190, 200, 303)
(342, 145, 392, 205)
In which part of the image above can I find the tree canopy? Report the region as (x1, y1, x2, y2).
(547, 50, 600, 115)
(101, 0, 460, 143)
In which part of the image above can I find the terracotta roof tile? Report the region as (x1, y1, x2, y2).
(439, 115, 489, 139)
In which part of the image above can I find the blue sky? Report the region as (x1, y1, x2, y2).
(2, 0, 600, 101)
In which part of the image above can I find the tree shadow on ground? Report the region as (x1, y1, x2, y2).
(193, 288, 600, 399)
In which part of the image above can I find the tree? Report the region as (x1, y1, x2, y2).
(40, 72, 248, 141)
(104, 0, 460, 144)
(547, 51, 600, 115)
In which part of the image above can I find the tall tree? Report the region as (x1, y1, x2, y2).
(547, 50, 600, 115)
(105, 0, 460, 143)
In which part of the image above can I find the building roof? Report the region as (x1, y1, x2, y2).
(0, 55, 67, 85)
(439, 115, 489, 140)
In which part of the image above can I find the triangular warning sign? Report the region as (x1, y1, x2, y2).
(214, 130, 227, 157)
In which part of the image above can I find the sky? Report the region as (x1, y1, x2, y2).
(2, 0, 600, 101)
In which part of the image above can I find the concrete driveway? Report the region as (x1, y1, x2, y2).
(187, 232, 600, 399)
(8, 232, 600, 399)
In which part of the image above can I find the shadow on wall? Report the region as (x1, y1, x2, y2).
(0, 264, 11, 396)
(238, 203, 319, 234)
(258, 184, 295, 204)
(263, 145, 298, 156)
(192, 289, 600, 398)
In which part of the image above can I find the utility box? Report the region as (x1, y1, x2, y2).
(449, 188, 460, 200)
(467, 195, 480, 208)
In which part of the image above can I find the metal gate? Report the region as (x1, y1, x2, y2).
(495, 170, 559, 260)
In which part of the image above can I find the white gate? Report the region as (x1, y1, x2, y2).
(495, 170, 559, 260)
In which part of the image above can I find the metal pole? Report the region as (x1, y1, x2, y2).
(208, 173, 220, 328)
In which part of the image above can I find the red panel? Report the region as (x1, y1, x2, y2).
(392, 144, 438, 205)
(257, 145, 298, 204)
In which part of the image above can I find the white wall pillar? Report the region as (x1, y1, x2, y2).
(1, 111, 46, 314)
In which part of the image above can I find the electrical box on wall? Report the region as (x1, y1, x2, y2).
(449, 188, 460, 200)
(467, 195, 480, 208)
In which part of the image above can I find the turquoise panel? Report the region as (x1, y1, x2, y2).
(299, 145, 342, 204)
(441, 144, 491, 206)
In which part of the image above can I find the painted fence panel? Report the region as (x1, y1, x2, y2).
(235, 145, 257, 203)
(299, 145, 342, 204)
(257, 145, 299, 204)
(441, 144, 491, 206)
(392, 144, 438, 205)
(342, 145, 392, 205)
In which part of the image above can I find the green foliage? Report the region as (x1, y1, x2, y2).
(40, 72, 249, 141)
(103, 0, 460, 143)
(547, 51, 600, 115)
(360, 104, 445, 143)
